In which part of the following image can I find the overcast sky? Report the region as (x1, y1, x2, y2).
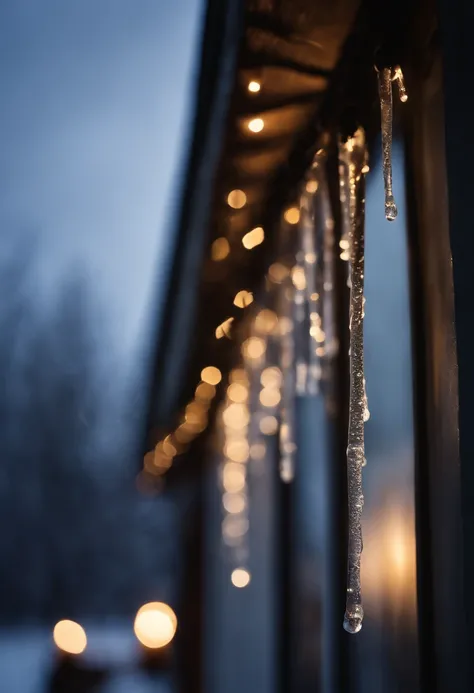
(0, 0, 204, 357)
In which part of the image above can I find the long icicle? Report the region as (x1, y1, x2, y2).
(343, 143, 366, 634)
(378, 67, 397, 221)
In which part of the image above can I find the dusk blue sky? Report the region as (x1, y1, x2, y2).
(0, 0, 204, 357)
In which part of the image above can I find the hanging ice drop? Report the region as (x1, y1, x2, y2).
(377, 67, 397, 221)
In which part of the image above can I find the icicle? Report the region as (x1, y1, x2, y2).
(377, 67, 398, 222)
(343, 134, 367, 635)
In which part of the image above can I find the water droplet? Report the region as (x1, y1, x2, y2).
(343, 604, 363, 634)
(385, 195, 398, 221)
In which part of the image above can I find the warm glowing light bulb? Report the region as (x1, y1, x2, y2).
(222, 462, 246, 492)
(134, 602, 177, 649)
(225, 439, 250, 463)
(259, 415, 278, 435)
(53, 620, 87, 655)
(248, 118, 264, 133)
(291, 266, 307, 290)
(231, 568, 251, 588)
(233, 290, 254, 308)
(227, 189, 247, 209)
(259, 388, 281, 407)
(268, 262, 289, 284)
(227, 382, 248, 403)
(212, 237, 230, 261)
(284, 207, 300, 224)
(242, 226, 265, 250)
(260, 367, 282, 388)
(195, 382, 216, 401)
(255, 309, 278, 334)
(223, 492, 246, 514)
(248, 80, 261, 93)
(223, 403, 250, 429)
(216, 317, 234, 339)
(201, 366, 222, 385)
(242, 336, 266, 360)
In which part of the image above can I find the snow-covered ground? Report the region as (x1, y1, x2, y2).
(0, 627, 172, 693)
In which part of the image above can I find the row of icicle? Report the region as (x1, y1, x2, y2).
(218, 65, 407, 635)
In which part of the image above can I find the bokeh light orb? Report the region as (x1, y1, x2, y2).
(53, 620, 87, 655)
(134, 602, 178, 649)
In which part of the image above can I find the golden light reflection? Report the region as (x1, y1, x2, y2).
(227, 189, 247, 209)
(53, 620, 87, 655)
(201, 366, 222, 385)
(361, 492, 417, 622)
(248, 117, 264, 133)
(134, 602, 177, 649)
(284, 207, 300, 224)
(306, 179, 318, 193)
(216, 317, 234, 339)
(242, 226, 265, 250)
(231, 568, 251, 588)
(233, 290, 254, 308)
(248, 81, 261, 93)
(211, 237, 230, 261)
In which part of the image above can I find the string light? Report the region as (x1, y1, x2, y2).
(259, 415, 278, 435)
(53, 620, 87, 655)
(227, 189, 247, 209)
(259, 388, 281, 407)
(247, 81, 261, 93)
(216, 317, 234, 339)
(242, 336, 266, 360)
(201, 366, 222, 385)
(134, 602, 177, 649)
(254, 309, 278, 334)
(268, 262, 289, 284)
(227, 382, 248, 403)
(248, 118, 264, 133)
(234, 290, 254, 308)
(231, 568, 251, 588)
(211, 237, 230, 261)
(284, 207, 300, 224)
(222, 462, 246, 492)
(242, 226, 265, 249)
(223, 492, 247, 514)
